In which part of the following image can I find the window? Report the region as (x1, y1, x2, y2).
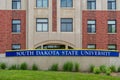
(12, 20, 21, 33)
(61, 18, 73, 32)
(108, 0, 116, 10)
(108, 20, 116, 33)
(108, 44, 117, 50)
(12, 44, 21, 50)
(36, 18, 48, 32)
(12, 0, 21, 9)
(87, 20, 96, 33)
(87, 44, 96, 49)
(43, 45, 65, 49)
(87, 0, 96, 10)
(61, 0, 73, 7)
(36, 0, 48, 8)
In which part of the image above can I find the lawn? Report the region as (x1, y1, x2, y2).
(0, 70, 120, 80)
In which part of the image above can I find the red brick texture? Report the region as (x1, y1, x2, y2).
(0, 10, 26, 53)
(52, 0, 57, 32)
(82, 11, 120, 51)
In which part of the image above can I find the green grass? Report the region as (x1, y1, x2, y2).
(0, 70, 120, 80)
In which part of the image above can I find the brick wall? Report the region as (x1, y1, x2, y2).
(0, 10, 26, 53)
(82, 11, 120, 51)
(52, 0, 57, 32)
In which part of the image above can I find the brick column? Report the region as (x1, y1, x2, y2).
(52, 0, 57, 32)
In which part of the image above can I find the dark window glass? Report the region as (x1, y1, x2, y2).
(108, 44, 117, 50)
(61, 0, 73, 7)
(87, 20, 96, 33)
(36, 0, 48, 8)
(12, 44, 21, 50)
(108, 20, 116, 33)
(87, 44, 96, 49)
(12, 20, 21, 33)
(43, 45, 65, 49)
(108, 0, 116, 10)
(61, 18, 73, 32)
(87, 0, 96, 10)
(12, 0, 21, 9)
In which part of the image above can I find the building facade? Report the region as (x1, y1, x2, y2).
(0, 0, 120, 53)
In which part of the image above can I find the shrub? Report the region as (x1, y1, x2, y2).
(93, 67, 101, 74)
(89, 64, 95, 72)
(20, 62, 27, 70)
(118, 66, 120, 72)
(9, 64, 17, 70)
(110, 65, 116, 72)
(0, 63, 6, 69)
(105, 67, 111, 76)
(50, 63, 58, 71)
(74, 63, 79, 72)
(32, 64, 38, 70)
(63, 61, 73, 72)
(100, 65, 107, 73)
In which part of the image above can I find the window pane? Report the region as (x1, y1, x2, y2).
(43, 0, 48, 8)
(87, 0, 96, 9)
(12, 0, 21, 9)
(87, 44, 96, 49)
(88, 20, 95, 24)
(67, 24, 72, 32)
(67, 0, 72, 7)
(37, 24, 42, 31)
(61, 18, 73, 32)
(108, 21, 115, 24)
(37, 19, 48, 22)
(61, 0, 72, 7)
(43, 24, 48, 31)
(17, 2, 21, 9)
(12, 20, 21, 32)
(12, 44, 20, 50)
(37, 0, 42, 7)
(61, 0, 66, 7)
(61, 24, 66, 32)
(36, 19, 48, 32)
(108, 44, 116, 50)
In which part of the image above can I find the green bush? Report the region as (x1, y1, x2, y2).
(100, 65, 107, 73)
(50, 63, 58, 71)
(105, 67, 111, 76)
(0, 63, 6, 69)
(89, 64, 95, 72)
(74, 63, 79, 72)
(32, 64, 38, 70)
(9, 64, 17, 70)
(118, 66, 120, 72)
(63, 61, 73, 72)
(20, 62, 28, 70)
(93, 67, 101, 74)
(110, 65, 116, 72)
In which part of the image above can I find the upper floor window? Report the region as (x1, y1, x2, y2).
(87, 0, 96, 10)
(108, 0, 116, 10)
(61, 0, 73, 8)
(12, 20, 21, 33)
(87, 44, 96, 49)
(108, 20, 116, 33)
(12, 44, 21, 50)
(87, 20, 96, 33)
(36, 18, 48, 32)
(108, 44, 117, 50)
(36, 0, 48, 8)
(12, 0, 21, 9)
(61, 18, 73, 32)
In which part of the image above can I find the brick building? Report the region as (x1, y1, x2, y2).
(0, 0, 120, 53)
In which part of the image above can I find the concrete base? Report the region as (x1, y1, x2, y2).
(0, 54, 120, 71)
